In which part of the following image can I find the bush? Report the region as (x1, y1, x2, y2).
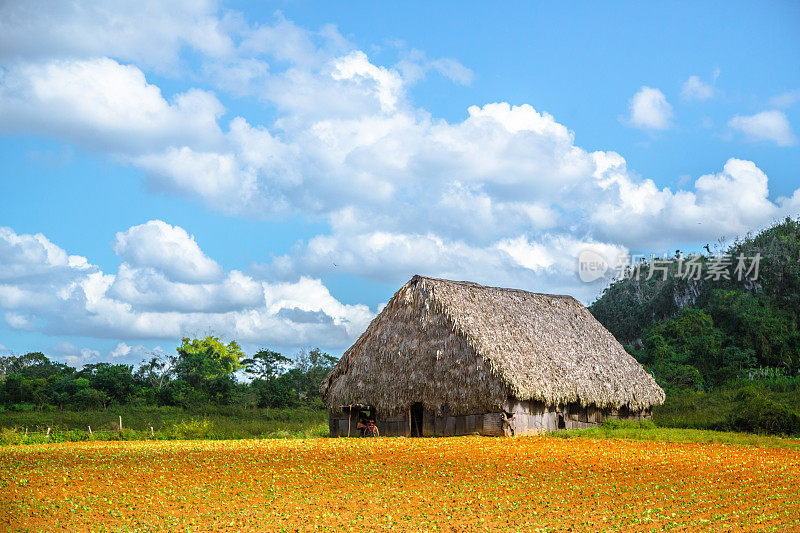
(46, 429, 91, 443)
(166, 418, 215, 439)
(105, 428, 140, 441)
(601, 419, 657, 430)
(0, 427, 23, 445)
(727, 387, 800, 436)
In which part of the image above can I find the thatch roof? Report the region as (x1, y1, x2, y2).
(321, 275, 664, 416)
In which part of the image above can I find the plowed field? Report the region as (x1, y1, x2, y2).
(1, 436, 798, 532)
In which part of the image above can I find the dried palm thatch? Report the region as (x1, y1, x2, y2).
(321, 275, 664, 416)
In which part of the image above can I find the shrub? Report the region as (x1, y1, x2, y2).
(47, 429, 91, 443)
(166, 418, 215, 439)
(733, 385, 759, 402)
(0, 427, 23, 445)
(601, 419, 657, 430)
(727, 388, 800, 436)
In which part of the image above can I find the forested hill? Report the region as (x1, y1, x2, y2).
(589, 217, 800, 390)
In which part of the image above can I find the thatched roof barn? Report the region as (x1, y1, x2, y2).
(321, 275, 664, 437)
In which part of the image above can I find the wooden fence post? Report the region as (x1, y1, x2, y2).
(88, 425, 92, 436)
(119, 416, 123, 432)
(46, 426, 51, 438)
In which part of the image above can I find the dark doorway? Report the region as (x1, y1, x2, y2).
(410, 402, 424, 437)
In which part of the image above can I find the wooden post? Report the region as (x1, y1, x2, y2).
(347, 406, 351, 438)
(150, 426, 154, 437)
(46, 426, 51, 438)
(119, 416, 122, 431)
(88, 426, 92, 436)
(24, 427, 28, 437)
(408, 407, 412, 437)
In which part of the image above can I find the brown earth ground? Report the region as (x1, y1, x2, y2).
(1, 436, 799, 532)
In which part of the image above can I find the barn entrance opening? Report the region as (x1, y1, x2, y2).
(357, 405, 379, 437)
(410, 402, 424, 437)
(342, 404, 379, 437)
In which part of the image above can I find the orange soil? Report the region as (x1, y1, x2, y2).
(1, 436, 798, 532)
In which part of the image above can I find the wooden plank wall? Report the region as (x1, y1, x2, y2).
(328, 410, 504, 437)
(507, 400, 653, 435)
(328, 402, 652, 437)
(505, 400, 559, 434)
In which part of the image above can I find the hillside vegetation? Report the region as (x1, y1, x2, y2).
(590, 217, 800, 434)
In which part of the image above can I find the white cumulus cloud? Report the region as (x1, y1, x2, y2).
(681, 75, 715, 101)
(0, 0, 233, 71)
(113, 221, 222, 283)
(728, 110, 797, 147)
(0, 58, 224, 153)
(626, 86, 673, 130)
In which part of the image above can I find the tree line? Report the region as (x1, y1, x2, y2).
(0, 337, 338, 411)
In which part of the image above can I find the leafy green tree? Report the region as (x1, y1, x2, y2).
(0, 375, 23, 404)
(160, 379, 193, 407)
(252, 375, 297, 408)
(50, 375, 88, 409)
(286, 348, 338, 401)
(73, 388, 110, 409)
(80, 363, 136, 404)
(20, 377, 51, 407)
(231, 383, 260, 409)
(242, 349, 291, 380)
(6, 352, 72, 379)
(175, 337, 243, 383)
(173, 337, 243, 403)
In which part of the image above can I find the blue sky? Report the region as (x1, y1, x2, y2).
(0, 1, 798, 366)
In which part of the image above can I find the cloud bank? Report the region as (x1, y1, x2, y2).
(0, 222, 373, 351)
(0, 2, 798, 363)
